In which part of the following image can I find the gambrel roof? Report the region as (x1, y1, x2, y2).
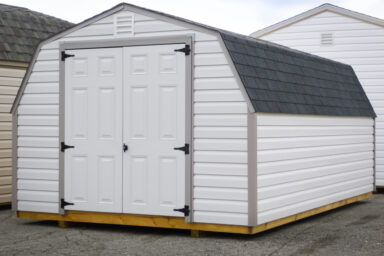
(0, 3, 73, 63)
(11, 3, 376, 117)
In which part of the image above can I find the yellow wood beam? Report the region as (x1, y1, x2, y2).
(190, 230, 205, 238)
(58, 221, 70, 228)
(18, 210, 252, 234)
(250, 192, 372, 234)
(18, 192, 372, 235)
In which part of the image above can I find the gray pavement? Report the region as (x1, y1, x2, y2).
(0, 194, 384, 256)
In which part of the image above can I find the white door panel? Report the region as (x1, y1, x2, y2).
(64, 48, 123, 213)
(123, 44, 186, 216)
(63, 44, 187, 217)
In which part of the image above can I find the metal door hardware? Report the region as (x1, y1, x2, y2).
(60, 199, 74, 208)
(173, 205, 190, 216)
(61, 51, 75, 61)
(174, 45, 191, 55)
(61, 142, 75, 152)
(173, 143, 189, 154)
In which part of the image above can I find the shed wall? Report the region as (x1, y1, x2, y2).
(255, 113, 374, 224)
(0, 63, 26, 204)
(16, 9, 249, 225)
(257, 10, 384, 186)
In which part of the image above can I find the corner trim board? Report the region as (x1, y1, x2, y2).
(373, 118, 377, 190)
(17, 192, 372, 235)
(247, 112, 258, 225)
(11, 112, 18, 211)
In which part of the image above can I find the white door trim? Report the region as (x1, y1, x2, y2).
(59, 35, 193, 221)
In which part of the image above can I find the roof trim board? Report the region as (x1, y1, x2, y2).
(250, 3, 384, 38)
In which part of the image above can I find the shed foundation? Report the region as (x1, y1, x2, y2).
(17, 192, 372, 235)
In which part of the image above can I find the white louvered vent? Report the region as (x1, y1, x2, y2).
(320, 33, 333, 46)
(114, 13, 134, 36)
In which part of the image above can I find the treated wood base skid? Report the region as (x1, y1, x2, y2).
(18, 192, 372, 235)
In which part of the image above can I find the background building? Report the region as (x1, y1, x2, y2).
(0, 3, 72, 204)
(251, 3, 384, 187)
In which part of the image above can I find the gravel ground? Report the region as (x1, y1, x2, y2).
(0, 194, 384, 256)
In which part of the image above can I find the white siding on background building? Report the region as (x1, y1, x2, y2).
(0, 64, 26, 204)
(255, 113, 374, 224)
(257, 10, 384, 186)
(16, 9, 249, 225)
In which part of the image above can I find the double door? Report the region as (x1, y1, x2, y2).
(63, 44, 186, 217)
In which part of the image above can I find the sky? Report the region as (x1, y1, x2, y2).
(1, 0, 384, 35)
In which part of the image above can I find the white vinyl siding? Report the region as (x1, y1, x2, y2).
(258, 10, 384, 186)
(255, 113, 374, 224)
(0, 64, 26, 204)
(17, 10, 248, 225)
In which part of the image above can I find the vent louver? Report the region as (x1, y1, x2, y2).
(321, 33, 333, 46)
(114, 13, 134, 36)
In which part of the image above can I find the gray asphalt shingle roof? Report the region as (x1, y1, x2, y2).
(0, 3, 73, 63)
(220, 32, 376, 117)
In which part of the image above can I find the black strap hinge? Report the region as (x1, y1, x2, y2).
(174, 45, 190, 55)
(61, 199, 74, 209)
(173, 143, 189, 155)
(61, 142, 75, 152)
(173, 205, 190, 216)
(61, 51, 75, 61)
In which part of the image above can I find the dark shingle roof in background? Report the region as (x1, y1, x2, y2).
(0, 3, 73, 63)
(220, 32, 376, 117)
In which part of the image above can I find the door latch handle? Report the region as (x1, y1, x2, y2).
(173, 143, 189, 155)
(61, 142, 74, 152)
(123, 143, 128, 152)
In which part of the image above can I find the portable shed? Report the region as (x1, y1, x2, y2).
(251, 3, 384, 188)
(0, 4, 72, 205)
(11, 3, 375, 235)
